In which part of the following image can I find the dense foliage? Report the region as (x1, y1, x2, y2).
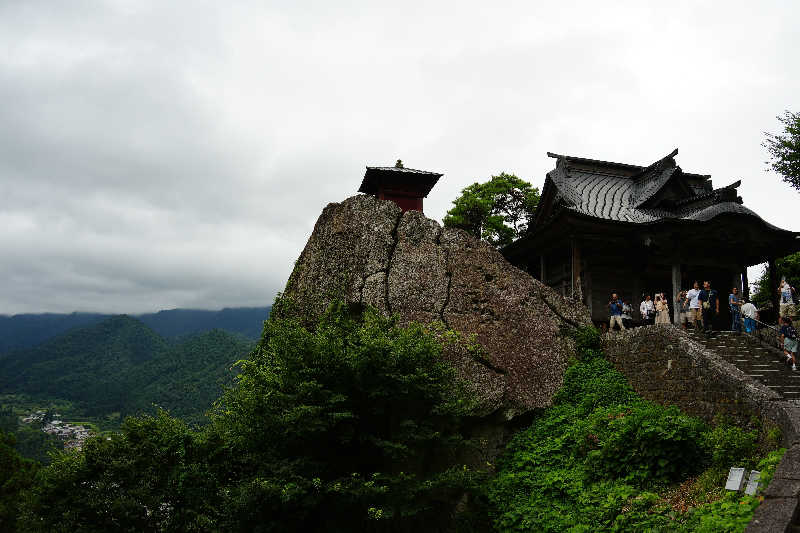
(763, 109, 800, 191)
(488, 327, 782, 532)
(443, 173, 540, 248)
(18, 302, 483, 532)
(0, 317, 253, 423)
(0, 431, 39, 531)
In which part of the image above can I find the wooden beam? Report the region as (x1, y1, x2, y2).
(672, 264, 681, 324)
(742, 269, 750, 300)
(769, 258, 779, 324)
(540, 255, 546, 283)
(571, 240, 582, 300)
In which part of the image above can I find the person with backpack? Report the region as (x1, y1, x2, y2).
(780, 316, 798, 371)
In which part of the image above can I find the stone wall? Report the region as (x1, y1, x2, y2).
(602, 325, 800, 532)
(602, 326, 778, 425)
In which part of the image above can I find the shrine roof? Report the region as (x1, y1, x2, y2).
(358, 166, 443, 196)
(536, 148, 780, 230)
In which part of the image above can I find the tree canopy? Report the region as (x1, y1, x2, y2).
(443, 173, 540, 248)
(763, 110, 800, 191)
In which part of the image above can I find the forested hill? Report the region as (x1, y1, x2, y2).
(0, 315, 255, 424)
(0, 306, 270, 353)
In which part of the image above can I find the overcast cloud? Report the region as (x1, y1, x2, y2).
(1, 1, 798, 314)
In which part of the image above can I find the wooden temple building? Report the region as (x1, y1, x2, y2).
(502, 149, 800, 327)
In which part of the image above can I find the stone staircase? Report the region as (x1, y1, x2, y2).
(687, 329, 800, 401)
(684, 329, 800, 532)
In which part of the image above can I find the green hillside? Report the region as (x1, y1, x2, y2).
(0, 316, 170, 415)
(0, 316, 253, 421)
(128, 329, 251, 424)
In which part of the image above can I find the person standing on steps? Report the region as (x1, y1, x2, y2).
(621, 299, 633, 329)
(698, 281, 719, 336)
(729, 287, 742, 333)
(686, 281, 702, 332)
(780, 279, 797, 319)
(741, 298, 758, 334)
(676, 290, 690, 330)
(640, 294, 655, 326)
(654, 294, 670, 324)
(608, 292, 626, 331)
(780, 317, 798, 371)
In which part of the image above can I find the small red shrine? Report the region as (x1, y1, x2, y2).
(358, 160, 442, 213)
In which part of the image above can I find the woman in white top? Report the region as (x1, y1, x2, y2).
(640, 295, 655, 325)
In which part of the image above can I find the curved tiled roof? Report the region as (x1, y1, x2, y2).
(538, 151, 777, 229)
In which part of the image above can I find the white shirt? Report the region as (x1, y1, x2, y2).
(741, 302, 757, 319)
(687, 288, 700, 309)
(781, 284, 794, 303)
(640, 300, 654, 317)
(621, 304, 632, 320)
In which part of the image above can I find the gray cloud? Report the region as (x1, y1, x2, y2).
(1, 1, 798, 313)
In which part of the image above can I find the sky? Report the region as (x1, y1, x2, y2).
(1, 1, 798, 314)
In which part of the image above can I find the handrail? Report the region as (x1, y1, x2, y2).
(750, 317, 780, 333)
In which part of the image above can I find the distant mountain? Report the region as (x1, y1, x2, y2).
(138, 307, 269, 339)
(0, 315, 254, 422)
(0, 306, 270, 353)
(0, 312, 109, 354)
(0, 316, 172, 415)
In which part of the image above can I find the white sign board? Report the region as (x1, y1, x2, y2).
(745, 470, 761, 496)
(725, 467, 746, 491)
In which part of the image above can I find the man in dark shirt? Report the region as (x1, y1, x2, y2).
(698, 281, 719, 335)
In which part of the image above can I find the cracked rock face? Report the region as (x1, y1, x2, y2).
(282, 195, 591, 417)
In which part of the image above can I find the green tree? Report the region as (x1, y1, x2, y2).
(763, 110, 800, 191)
(443, 173, 540, 248)
(207, 301, 483, 531)
(0, 431, 39, 531)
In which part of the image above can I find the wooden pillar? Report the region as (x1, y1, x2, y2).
(585, 262, 593, 316)
(540, 255, 546, 284)
(732, 270, 743, 296)
(672, 264, 681, 324)
(769, 258, 779, 323)
(742, 268, 750, 300)
(632, 276, 642, 321)
(571, 240, 581, 299)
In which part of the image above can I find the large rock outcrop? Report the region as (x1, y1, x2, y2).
(281, 194, 591, 417)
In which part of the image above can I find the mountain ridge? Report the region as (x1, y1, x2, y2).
(0, 306, 271, 353)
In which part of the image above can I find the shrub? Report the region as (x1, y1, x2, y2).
(580, 403, 707, 484)
(702, 422, 758, 469)
(488, 326, 780, 532)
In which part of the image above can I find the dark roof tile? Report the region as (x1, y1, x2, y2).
(538, 150, 774, 228)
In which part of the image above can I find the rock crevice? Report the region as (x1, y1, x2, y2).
(282, 194, 591, 416)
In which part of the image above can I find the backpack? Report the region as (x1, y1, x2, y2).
(787, 326, 797, 340)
